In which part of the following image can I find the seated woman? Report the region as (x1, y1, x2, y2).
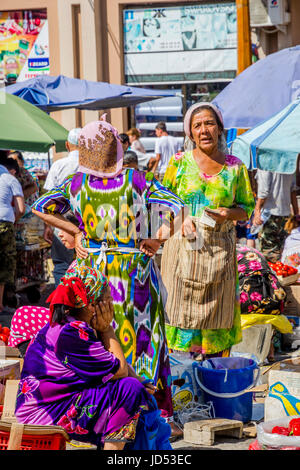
(15, 264, 155, 450)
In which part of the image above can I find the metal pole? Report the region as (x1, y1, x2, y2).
(236, 0, 252, 75)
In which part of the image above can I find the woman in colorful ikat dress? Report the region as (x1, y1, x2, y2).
(161, 102, 255, 358)
(31, 116, 185, 437)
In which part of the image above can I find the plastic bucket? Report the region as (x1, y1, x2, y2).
(194, 357, 260, 423)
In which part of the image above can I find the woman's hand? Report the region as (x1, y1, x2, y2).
(139, 239, 161, 257)
(91, 300, 114, 333)
(127, 366, 158, 395)
(74, 232, 89, 259)
(205, 207, 230, 224)
(143, 383, 157, 395)
(182, 215, 197, 239)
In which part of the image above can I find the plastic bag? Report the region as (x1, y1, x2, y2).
(256, 415, 300, 450)
(241, 314, 293, 334)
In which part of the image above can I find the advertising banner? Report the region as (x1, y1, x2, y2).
(0, 10, 49, 83)
(123, 2, 237, 84)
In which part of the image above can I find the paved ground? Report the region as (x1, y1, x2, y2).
(65, 435, 254, 451)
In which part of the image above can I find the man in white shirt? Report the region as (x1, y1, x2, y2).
(0, 153, 25, 311)
(44, 128, 81, 191)
(151, 122, 182, 182)
(43, 128, 81, 287)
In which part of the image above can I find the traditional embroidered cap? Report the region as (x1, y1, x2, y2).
(183, 102, 224, 138)
(47, 264, 109, 319)
(78, 114, 124, 178)
(67, 128, 82, 146)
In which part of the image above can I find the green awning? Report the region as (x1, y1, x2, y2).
(0, 92, 68, 153)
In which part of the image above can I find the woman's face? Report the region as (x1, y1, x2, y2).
(128, 134, 136, 144)
(58, 230, 75, 249)
(190, 108, 221, 155)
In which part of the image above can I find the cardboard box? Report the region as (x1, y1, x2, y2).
(231, 324, 273, 364)
(265, 358, 300, 421)
(0, 360, 21, 405)
(283, 284, 300, 316)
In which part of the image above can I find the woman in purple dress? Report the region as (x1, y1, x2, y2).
(15, 264, 156, 450)
(31, 116, 186, 439)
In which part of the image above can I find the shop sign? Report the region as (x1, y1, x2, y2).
(123, 2, 237, 84)
(0, 10, 50, 83)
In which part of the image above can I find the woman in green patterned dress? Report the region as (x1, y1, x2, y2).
(161, 102, 255, 358)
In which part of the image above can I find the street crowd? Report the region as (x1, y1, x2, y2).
(0, 101, 299, 450)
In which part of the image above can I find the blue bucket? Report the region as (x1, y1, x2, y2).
(194, 357, 260, 423)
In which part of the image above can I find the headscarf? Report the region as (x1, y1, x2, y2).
(183, 102, 229, 154)
(46, 264, 109, 319)
(78, 114, 124, 178)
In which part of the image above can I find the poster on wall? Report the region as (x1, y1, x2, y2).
(0, 10, 49, 84)
(123, 2, 237, 84)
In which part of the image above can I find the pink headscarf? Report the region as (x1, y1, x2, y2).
(183, 102, 224, 138)
(78, 114, 124, 178)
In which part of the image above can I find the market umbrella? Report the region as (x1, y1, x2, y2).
(0, 92, 68, 153)
(212, 45, 300, 129)
(231, 98, 300, 173)
(5, 75, 177, 112)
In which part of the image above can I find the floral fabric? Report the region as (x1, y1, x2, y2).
(237, 245, 286, 315)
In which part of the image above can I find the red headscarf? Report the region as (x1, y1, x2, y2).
(47, 263, 109, 322)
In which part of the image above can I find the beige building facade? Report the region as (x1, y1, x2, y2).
(1, 0, 300, 137)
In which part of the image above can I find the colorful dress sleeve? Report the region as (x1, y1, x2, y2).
(55, 321, 120, 385)
(146, 174, 185, 219)
(235, 164, 255, 219)
(162, 155, 181, 194)
(31, 174, 74, 215)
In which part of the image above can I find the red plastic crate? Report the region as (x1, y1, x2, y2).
(0, 431, 67, 450)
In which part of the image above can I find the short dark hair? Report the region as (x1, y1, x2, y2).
(155, 122, 167, 132)
(123, 150, 138, 166)
(0, 154, 20, 175)
(5, 158, 20, 175)
(119, 133, 130, 145)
